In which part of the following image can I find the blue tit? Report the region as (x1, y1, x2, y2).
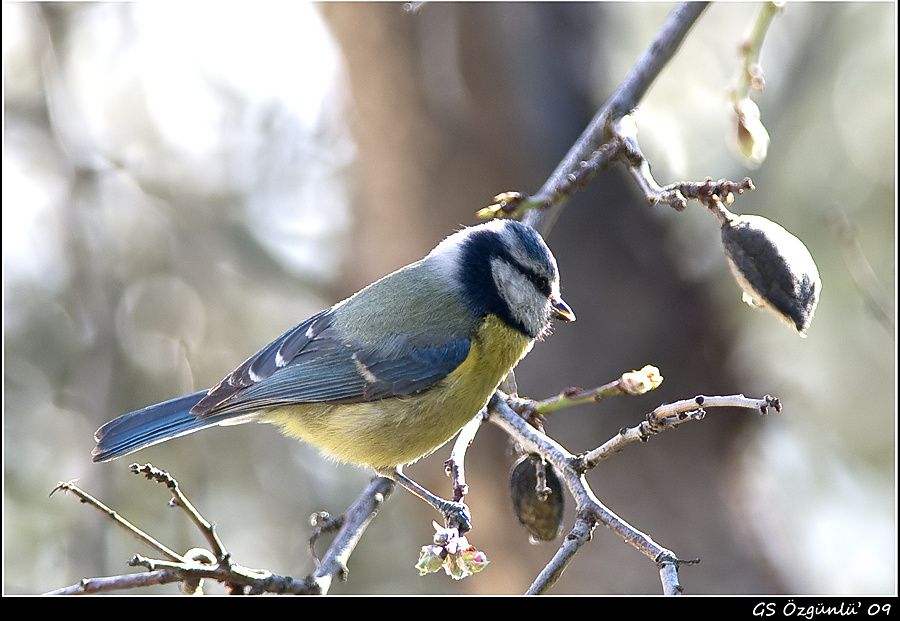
(92, 219, 574, 476)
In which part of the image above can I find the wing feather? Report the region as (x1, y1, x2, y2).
(193, 311, 471, 418)
(192, 310, 332, 416)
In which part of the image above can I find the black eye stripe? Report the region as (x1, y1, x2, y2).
(526, 272, 551, 296)
(502, 255, 551, 296)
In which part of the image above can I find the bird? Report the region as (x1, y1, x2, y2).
(92, 219, 574, 519)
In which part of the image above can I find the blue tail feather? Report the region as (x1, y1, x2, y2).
(92, 390, 248, 462)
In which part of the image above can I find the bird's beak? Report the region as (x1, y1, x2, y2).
(550, 294, 576, 322)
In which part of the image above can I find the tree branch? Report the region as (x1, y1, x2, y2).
(50, 469, 393, 595)
(130, 463, 229, 561)
(613, 117, 755, 215)
(445, 409, 487, 502)
(582, 394, 782, 469)
(309, 511, 345, 567)
(50, 480, 184, 563)
(523, 1, 710, 235)
(729, 2, 782, 165)
(489, 388, 776, 594)
(525, 513, 596, 595)
(509, 364, 663, 416)
(487, 395, 686, 593)
(481, 3, 755, 231)
(125, 554, 308, 595)
(306, 476, 394, 594)
(49, 554, 315, 595)
(659, 560, 685, 596)
(734, 1, 782, 100)
(44, 570, 183, 595)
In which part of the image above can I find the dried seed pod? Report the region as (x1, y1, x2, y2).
(509, 455, 564, 542)
(721, 214, 821, 337)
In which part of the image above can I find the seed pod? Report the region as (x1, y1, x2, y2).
(509, 455, 564, 542)
(721, 214, 821, 337)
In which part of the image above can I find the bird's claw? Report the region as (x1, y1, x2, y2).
(439, 500, 472, 534)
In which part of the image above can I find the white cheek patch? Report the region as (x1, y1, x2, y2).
(491, 258, 545, 337)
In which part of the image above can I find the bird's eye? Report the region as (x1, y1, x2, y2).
(533, 275, 551, 295)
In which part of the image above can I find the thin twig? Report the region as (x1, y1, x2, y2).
(309, 511, 345, 568)
(659, 556, 686, 596)
(525, 513, 596, 595)
(130, 463, 229, 561)
(445, 410, 487, 502)
(51, 471, 393, 595)
(650, 393, 780, 421)
(51, 554, 333, 596)
(127, 554, 312, 594)
(613, 119, 755, 215)
(582, 394, 781, 469)
(43, 570, 184, 595)
(734, 1, 783, 100)
(523, 1, 710, 235)
(489, 390, 776, 594)
(487, 396, 687, 593)
(729, 3, 781, 166)
(50, 480, 184, 562)
(480, 4, 754, 231)
(524, 380, 630, 415)
(510, 365, 663, 416)
(478, 142, 622, 221)
(307, 476, 395, 595)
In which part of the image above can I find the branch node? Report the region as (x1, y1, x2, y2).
(657, 552, 700, 569)
(337, 563, 350, 582)
(762, 394, 782, 413)
(50, 480, 77, 498)
(562, 386, 582, 398)
(309, 511, 345, 568)
(571, 453, 591, 475)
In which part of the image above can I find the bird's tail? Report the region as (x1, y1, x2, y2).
(92, 390, 250, 462)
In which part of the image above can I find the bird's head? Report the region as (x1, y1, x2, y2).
(428, 219, 574, 339)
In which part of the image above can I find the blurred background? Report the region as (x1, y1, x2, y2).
(3, 2, 895, 595)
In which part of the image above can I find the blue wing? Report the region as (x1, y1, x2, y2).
(191, 309, 333, 414)
(193, 310, 471, 416)
(94, 310, 471, 462)
(218, 334, 471, 410)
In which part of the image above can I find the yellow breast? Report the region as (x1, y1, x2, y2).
(262, 315, 532, 469)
